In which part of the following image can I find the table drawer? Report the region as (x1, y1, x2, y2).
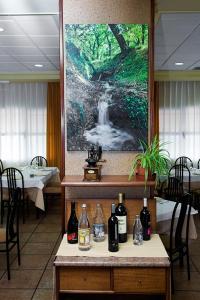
(113, 267, 166, 293)
(59, 267, 111, 291)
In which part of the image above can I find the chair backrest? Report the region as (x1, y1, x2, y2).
(169, 164, 191, 194)
(0, 159, 3, 173)
(197, 159, 200, 169)
(170, 194, 192, 251)
(2, 167, 25, 202)
(31, 156, 48, 167)
(6, 187, 21, 240)
(175, 156, 193, 168)
(165, 176, 183, 201)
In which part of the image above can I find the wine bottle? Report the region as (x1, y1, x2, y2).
(78, 203, 91, 250)
(108, 203, 119, 252)
(140, 197, 151, 241)
(67, 202, 78, 244)
(93, 203, 105, 242)
(115, 192, 127, 243)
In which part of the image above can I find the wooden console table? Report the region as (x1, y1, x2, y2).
(54, 234, 170, 299)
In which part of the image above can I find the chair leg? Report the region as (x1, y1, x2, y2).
(179, 249, 184, 267)
(1, 201, 4, 224)
(22, 200, 25, 224)
(6, 245, 10, 280)
(17, 236, 21, 266)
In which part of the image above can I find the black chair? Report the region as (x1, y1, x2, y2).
(169, 164, 191, 195)
(197, 159, 200, 169)
(0, 159, 3, 173)
(30, 156, 48, 167)
(163, 176, 184, 202)
(0, 187, 21, 279)
(169, 193, 192, 292)
(175, 156, 193, 169)
(1, 167, 27, 224)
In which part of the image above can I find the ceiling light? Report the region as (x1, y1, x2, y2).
(0, 80, 9, 83)
(34, 64, 43, 68)
(175, 62, 184, 66)
(0, 27, 4, 32)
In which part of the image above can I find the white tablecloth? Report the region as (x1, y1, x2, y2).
(1, 167, 60, 210)
(156, 197, 198, 239)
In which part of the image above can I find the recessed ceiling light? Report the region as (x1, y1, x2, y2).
(175, 62, 184, 66)
(0, 27, 4, 32)
(0, 80, 9, 83)
(34, 64, 43, 68)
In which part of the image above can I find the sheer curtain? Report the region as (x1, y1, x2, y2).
(0, 82, 47, 166)
(159, 81, 200, 164)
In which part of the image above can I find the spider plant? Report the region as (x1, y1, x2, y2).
(129, 135, 171, 186)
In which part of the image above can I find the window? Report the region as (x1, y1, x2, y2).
(0, 82, 47, 166)
(159, 81, 200, 163)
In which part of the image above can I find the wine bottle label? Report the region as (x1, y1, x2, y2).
(67, 232, 77, 241)
(78, 228, 90, 245)
(116, 216, 127, 234)
(93, 224, 105, 238)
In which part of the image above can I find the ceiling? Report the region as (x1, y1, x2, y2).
(0, 0, 59, 75)
(155, 13, 200, 71)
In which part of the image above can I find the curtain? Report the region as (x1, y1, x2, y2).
(0, 82, 47, 166)
(159, 81, 200, 163)
(46, 82, 61, 171)
(153, 81, 159, 137)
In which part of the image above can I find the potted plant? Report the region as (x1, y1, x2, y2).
(129, 135, 171, 186)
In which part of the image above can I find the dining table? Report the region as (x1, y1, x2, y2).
(1, 166, 60, 210)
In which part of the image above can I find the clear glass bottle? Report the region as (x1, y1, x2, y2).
(133, 215, 143, 245)
(78, 204, 91, 251)
(93, 203, 105, 242)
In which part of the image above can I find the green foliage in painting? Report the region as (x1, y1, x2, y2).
(124, 96, 148, 130)
(65, 24, 148, 83)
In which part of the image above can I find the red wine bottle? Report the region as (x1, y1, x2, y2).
(115, 193, 127, 243)
(67, 202, 78, 244)
(108, 203, 119, 252)
(140, 198, 151, 241)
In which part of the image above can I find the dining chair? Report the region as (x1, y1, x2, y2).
(30, 156, 48, 167)
(197, 159, 200, 169)
(169, 164, 191, 195)
(1, 167, 28, 224)
(0, 187, 21, 280)
(169, 193, 192, 293)
(175, 156, 193, 169)
(163, 176, 184, 202)
(0, 159, 3, 173)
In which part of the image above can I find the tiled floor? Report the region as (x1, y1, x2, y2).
(0, 198, 200, 300)
(0, 198, 62, 300)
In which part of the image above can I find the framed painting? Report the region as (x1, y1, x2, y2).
(65, 23, 148, 151)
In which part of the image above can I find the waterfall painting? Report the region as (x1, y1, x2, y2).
(65, 24, 148, 151)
